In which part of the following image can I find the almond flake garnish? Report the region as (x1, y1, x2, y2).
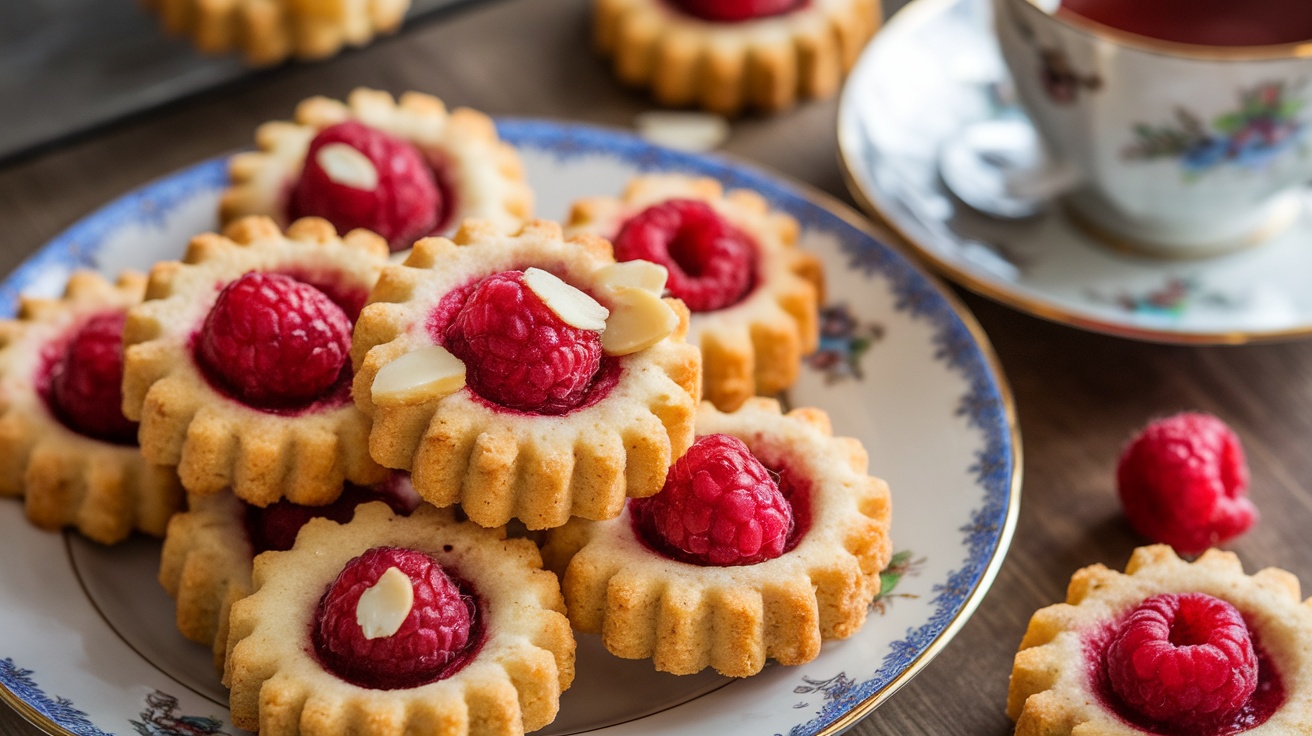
(372, 344, 467, 406)
(356, 566, 414, 640)
(316, 143, 379, 191)
(523, 267, 609, 332)
(602, 286, 678, 356)
(596, 260, 668, 295)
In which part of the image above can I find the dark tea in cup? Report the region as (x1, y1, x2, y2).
(1058, 0, 1312, 46)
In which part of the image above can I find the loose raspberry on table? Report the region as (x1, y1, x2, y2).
(613, 199, 757, 312)
(245, 474, 422, 553)
(632, 433, 793, 566)
(1105, 593, 1258, 729)
(47, 311, 138, 445)
(671, 0, 804, 22)
(289, 121, 443, 251)
(315, 546, 475, 690)
(196, 272, 352, 409)
(1116, 412, 1256, 556)
(444, 270, 603, 415)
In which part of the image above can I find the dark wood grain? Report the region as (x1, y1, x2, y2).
(6, 1, 1312, 734)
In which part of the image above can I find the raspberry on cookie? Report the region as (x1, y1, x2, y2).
(352, 219, 701, 530)
(542, 398, 891, 677)
(568, 174, 822, 411)
(159, 474, 420, 670)
(224, 501, 575, 736)
(123, 216, 391, 506)
(0, 271, 182, 544)
(221, 88, 532, 251)
(1008, 545, 1312, 735)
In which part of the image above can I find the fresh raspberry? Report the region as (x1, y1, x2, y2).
(443, 271, 603, 415)
(613, 199, 756, 312)
(47, 311, 137, 445)
(671, 0, 803, 22)
(289, 121, 443, 251)
(1105, 593, 1258, 729)
(314, 546, 474, 690)
(632, 434, 792, 566)
(1117, 413, 1256, 555)
(245, 474, 422, 553)
(196, 272, 352, 409)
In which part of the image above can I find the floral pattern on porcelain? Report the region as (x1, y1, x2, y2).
(805, 303, 885, 383)
(1125, 82, 1307, 179)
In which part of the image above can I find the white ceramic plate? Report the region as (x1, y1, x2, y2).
(0, 120, 1019, 736)
(839, 0, 1312, 344)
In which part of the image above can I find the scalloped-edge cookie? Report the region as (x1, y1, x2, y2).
(140, 0, 410, 66)
(594, 0, 879, 115)
(0, 270, 183, 544)
(1008, 545, 1312, 735)
(123, 216, 391, 506)
(567, 174, 821, 412)
(159, 491, 252, 670)
(541, 398, 891, 677)
(352, 219, 701, 530)
(224, 501, 575, 736)
(221, 88, 532, 247)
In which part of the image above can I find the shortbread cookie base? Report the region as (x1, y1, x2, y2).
(141, 0, 410, 66)
(221, 88, 532, 243)
(225, 501, 575, 736)
(542, 398, 891, 677)
(353, 219, 701, 530)
(595, 0, 880, 115)
(567, 174, 821, 412)
(159, 491, 254, 671)
(0, 271, 182, 544)
(1009, 545, 1312, 735)
(123, 216, 391, 506)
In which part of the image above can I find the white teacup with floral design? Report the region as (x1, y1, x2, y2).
(992, 0, 1312, 256)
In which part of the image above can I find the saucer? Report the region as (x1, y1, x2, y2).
(837, 0, 1312, 344)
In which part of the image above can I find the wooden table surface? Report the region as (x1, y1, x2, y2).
(7, 1, 1312, 734)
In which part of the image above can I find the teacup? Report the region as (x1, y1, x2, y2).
(991, 0, 1312, 256)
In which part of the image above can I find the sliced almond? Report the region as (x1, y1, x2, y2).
(523, 267, 609, 332)
(602, 286, 678, 356)
(596, 260, 668, 295)
(316, 142, 379, 191)
(372, 345, 466, 406)
(356, 567, 414, 640)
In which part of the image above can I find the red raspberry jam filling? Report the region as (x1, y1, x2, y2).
(612, 199, 758, 312)
(313, 546, 483, 690)
(39, 311, 138, 445)
(1088, 593, 1283, 735)
(288, 121, 453, 252)
(1117, 413, 1256, 555)
(244, 474, 422, 554)
(631, 434, 796, 566)
(669, 0, 807, 22)
(194, 272, 353, 413)
(438, 270, 617, 416)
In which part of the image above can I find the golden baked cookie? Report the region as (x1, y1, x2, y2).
(352, 219, 701, 530)
(123, 216, 391, 506)
(224, 501, 575, 736)
(0, 270, 182, 544)
(1009, 545, 1312, 735)
(594, 0, 880, 115)
(542, 398, 891, 677)
(141, 0, 411, 66)
(221, 88, 532, 251)
(159, 473, 421, 670)
(567, 174, 821, 411)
